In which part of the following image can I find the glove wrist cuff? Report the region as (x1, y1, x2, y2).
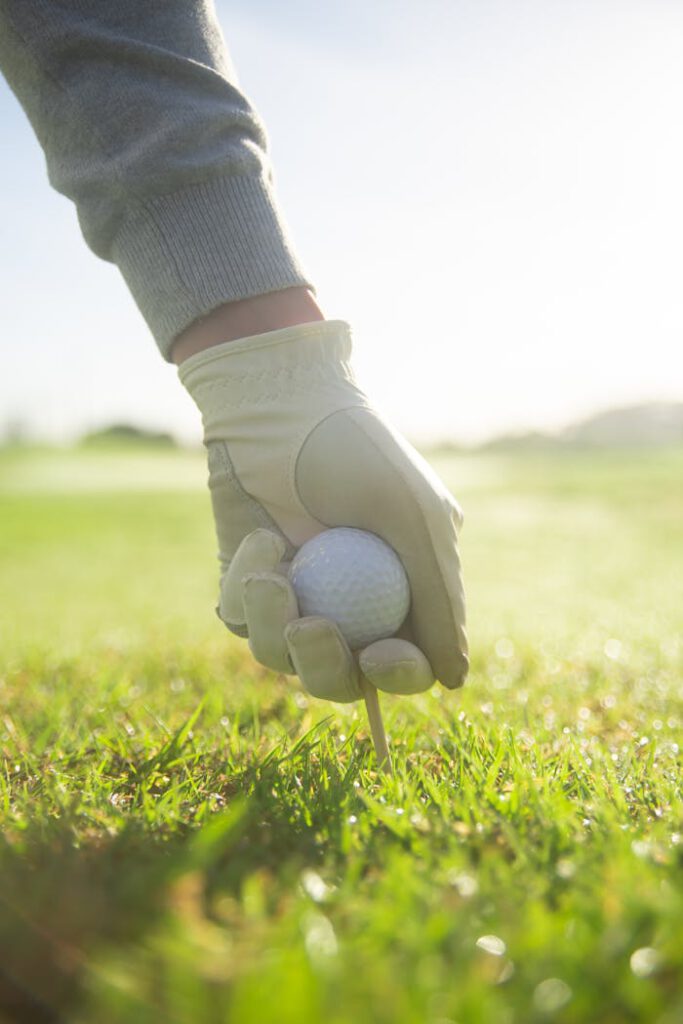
(179, 319, 365, 440)
(179, 318, 352, 377)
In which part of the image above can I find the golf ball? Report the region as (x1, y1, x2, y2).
(288, 527, 410, 649)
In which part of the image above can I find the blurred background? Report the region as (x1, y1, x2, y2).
(1, 0, 682, 449)
(1, 0, 682, 659)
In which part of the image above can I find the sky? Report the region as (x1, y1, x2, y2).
(1, 0, 683, 445)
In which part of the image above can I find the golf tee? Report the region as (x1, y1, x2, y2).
(359, 676, 392, 775)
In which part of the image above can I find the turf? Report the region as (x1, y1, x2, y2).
(0, 445, 681, 1023)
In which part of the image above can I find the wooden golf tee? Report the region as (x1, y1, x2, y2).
(359, 676, 392, 775)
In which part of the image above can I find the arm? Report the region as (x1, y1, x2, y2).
(0, 0, 311, 355)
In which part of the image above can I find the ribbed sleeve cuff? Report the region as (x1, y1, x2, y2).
(111, 173, 314, 360)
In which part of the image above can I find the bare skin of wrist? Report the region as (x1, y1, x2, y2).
(171, 287, 324, 365)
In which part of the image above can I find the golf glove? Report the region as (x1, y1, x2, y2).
(180, 320, 468, 703)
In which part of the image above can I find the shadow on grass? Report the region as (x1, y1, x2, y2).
(0, 818, 180, 1023)
(0, 747, 360, 1023)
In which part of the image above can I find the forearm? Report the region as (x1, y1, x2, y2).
(0, 0, 312, 356)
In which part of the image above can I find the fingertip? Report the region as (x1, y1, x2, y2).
(437, 649, 469, 690)
(360, 638, 434, 695)
(242, 571, 298, 673)
(222, 529, 287, 627)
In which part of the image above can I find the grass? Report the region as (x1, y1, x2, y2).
(0, 444, 681, 1023)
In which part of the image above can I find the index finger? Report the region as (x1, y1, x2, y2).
(220, 528, 287, 630)
(295, 407, 468, 689)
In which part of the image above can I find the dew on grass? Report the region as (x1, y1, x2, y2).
(604, 638, 622, 660)
(475, 934, 506, 956)
(300, 869, 330, 904)
(495, 637, 514, 659)
(660, 637, 679, 658)
(556, 859, 575, 879)
(303, 911, 337, 962)
(630, 947, 660, 978)
(496, 960, 515, 984)
(448, 871, 478, 897)
(533, 978, 572, 1012)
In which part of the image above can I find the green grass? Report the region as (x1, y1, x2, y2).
(0, 445, 681, 1023)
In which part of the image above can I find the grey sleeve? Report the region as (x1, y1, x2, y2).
(0, 0, 312, 358)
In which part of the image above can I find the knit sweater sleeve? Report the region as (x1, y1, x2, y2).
(0, 0, 312, 357)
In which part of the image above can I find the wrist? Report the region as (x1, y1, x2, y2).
(171, 287, 324, 364)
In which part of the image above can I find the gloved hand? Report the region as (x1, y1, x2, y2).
(180, 320, 468, 702)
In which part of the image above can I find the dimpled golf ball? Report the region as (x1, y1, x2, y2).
(288, 527, 410, 649)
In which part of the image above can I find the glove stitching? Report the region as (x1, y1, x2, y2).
(194, 361, 355, 408)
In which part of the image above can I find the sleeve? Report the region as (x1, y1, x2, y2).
(0, 0, 312, 357)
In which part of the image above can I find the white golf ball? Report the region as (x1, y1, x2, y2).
(288, 527, 410, 649)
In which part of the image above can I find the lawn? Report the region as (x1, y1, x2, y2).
(0, 444, 681, 1023)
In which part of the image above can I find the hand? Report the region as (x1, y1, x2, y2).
(180, 320, 468, 702)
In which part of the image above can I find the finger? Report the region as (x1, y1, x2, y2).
(359, 638, 434, 695)
(397, 499, 468, 690)
(284, 617, 362, 703)
(242, 572, 299, 674)
(220, 528, 286, 629)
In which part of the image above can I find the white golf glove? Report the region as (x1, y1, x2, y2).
(180, 320, 468, 703)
